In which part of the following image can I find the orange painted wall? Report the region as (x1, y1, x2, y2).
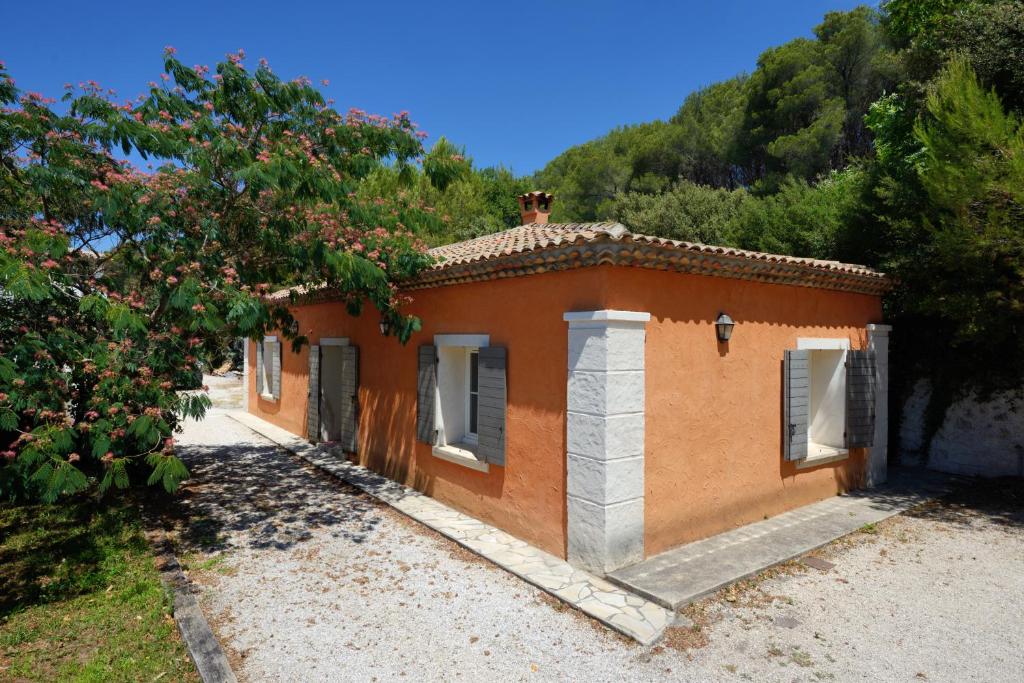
(605, 267, 883, 556)
(247, 267, 611, 557)
(248, 264, 884, 560)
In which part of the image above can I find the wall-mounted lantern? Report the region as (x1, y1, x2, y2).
(715, 312, 735, 343)
(379, 318, 391, 336)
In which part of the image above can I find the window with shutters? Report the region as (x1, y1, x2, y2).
(428, 334, 496, 472)
(260, 336, 280, 401)
(784, 338, 875, 468)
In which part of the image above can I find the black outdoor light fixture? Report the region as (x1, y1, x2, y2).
(379, 318, 391, 336)
(715, 312, 735, 343)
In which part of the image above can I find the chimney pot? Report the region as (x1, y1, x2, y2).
(518, 191, 553, 225)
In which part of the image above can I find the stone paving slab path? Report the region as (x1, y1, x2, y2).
(608, 469, 957, 609)
(228, 410, 674, 645)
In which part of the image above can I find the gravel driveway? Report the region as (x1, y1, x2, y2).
(161, 376, 1024, 682)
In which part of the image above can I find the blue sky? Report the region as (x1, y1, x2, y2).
(3, 0, 869, 175)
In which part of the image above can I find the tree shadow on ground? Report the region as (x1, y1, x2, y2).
(0, 499, 148, 616)
(148, 440, 384, 556)
(904, 476, 1024, 530)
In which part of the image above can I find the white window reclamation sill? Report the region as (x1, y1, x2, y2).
(797, 443, 849, 469)
(259, 393, 277, 403)
(432, 444, 489, 472)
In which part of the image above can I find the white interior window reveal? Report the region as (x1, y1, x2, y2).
(797, 338, 849, 466)
(261, 336, 278, 400)
(433, 334, 488, 472)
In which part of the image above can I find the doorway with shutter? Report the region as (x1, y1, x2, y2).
(309, 338, 359, 452)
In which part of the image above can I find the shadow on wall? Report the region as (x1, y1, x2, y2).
(354, 387, 507, 501)
(256, 394, 282, 418)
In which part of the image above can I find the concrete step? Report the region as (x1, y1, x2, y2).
(607, 470, 958, 610)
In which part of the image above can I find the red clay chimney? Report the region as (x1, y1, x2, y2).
(518, 191, 553, 225)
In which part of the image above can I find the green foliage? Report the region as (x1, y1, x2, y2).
(535, 6, 893, 217)
(611, 182, 747, 245)
(740, 38, 846, 185)
(670, 78, 749, 188)
(863, 43, 1024, 454)
(908, 57, 1023, 370)
(0, 51, 438, 501)
(0, 498, 197, 680)
(422, 136, 471, 191)
(921, 1, 1024, 112)
(882, 0, 969, 43)
(357, 145, 530, 246)
(734, 169, 871, 259)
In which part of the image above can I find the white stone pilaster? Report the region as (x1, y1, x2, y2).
(867, 324, 891, 486)
(564, 310, 649, 574)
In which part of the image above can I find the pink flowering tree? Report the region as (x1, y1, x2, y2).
(0, 50, 439, 501)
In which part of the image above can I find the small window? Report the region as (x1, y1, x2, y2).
(261, 338, 278, 399)
(807, 349, 846, 458)
(436, 344, 479, 450)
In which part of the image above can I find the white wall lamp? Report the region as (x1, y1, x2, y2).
(715, 312, 735, 343)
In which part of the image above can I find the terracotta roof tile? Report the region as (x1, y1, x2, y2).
(270, 222, 890, 301)
(426, 222, 885, 279)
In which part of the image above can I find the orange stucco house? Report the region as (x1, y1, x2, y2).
(246, 192, 892, 575)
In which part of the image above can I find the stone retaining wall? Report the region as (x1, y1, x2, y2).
(900, 379, 1024, 477)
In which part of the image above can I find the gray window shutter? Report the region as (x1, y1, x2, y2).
(256, 341, 264, 396)
(307, 345, 320, 442)
(784, 349, 810, 461)
(416, 345, 437, 445)
(845, 350, 876, 448)
(477, 346, 507, 466)
(271, 341, 282, 400)
(340, 345, 359, 453)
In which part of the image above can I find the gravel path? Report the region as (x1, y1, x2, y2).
(164, 375, 1024, 682)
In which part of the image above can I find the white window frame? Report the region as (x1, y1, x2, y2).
(795, 337, 850, 468)
(431, 334, 489, 472)
(261, 335, 278, 401)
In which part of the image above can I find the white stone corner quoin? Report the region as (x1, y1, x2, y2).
(866, 324, 892, 487)
(564, 310, 650, 575)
